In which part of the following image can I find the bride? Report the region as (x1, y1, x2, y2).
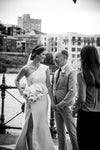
(14, 44, 55, 150)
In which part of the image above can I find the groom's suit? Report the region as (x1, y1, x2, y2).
(53, 64, 78, 150)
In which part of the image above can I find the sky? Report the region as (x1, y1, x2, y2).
(0, 0, 100, 35)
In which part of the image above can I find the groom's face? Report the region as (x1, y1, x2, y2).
(55, 52, 64, 67)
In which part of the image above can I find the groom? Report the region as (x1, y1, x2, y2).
(53, 50, 79, 150)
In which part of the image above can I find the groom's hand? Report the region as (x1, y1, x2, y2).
(55, 100, 66, 110)
(54, 104, 62, 111)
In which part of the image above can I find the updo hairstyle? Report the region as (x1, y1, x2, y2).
(30, 44, 45, 60)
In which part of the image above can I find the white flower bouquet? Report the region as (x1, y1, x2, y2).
(23, 83, 46, 103)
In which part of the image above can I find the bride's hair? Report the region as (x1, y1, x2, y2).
(30, 44, 45, 60)
(81, 46, 100, 89)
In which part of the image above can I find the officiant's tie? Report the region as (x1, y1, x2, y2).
(56, 68, 61, 83)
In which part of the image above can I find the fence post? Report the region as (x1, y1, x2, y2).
(0, 74, 6, 133)
(50, 73, 57, 138)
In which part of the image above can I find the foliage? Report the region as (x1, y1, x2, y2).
(0, 24, 6, 35)
(44, 53, 54, 65)
(0, 54, 28, 69)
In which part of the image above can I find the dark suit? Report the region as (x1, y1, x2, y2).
(53, 64, 79, 150)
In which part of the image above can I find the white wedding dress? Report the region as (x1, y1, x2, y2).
(14, 64, 55, 150)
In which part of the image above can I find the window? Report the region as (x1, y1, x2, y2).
(91, 38, 95, 45)
(55, 37, 57, 41)
(77, 37, 82, 45)
(72, 36, 76, 45)
(77, 54, 80, 58)
(55, 42, 57, 46)
(77, 48, 81, 52)
(65, 47, 68, 50)
(72, 54, 75, 58)
(72, 47, 75, 52)
(63, 38, 68, 45)
(55, 47, 57, 52)
(44, 42, 46, 46)
(51, 48, 53, 52)
(51, 37, 54, 41)
(96, 38, 100, 46)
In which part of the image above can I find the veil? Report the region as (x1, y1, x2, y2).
(27, 51, 51, 125)
(27, 54, 32, 64)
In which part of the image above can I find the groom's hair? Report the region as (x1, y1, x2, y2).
(30, 44, 45, 60)
(61, 50, 69, 59)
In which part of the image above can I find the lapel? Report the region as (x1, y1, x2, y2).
(56, 69, 61, 87)
(54, 65, 68, 88)
(54, 69, 59, 89)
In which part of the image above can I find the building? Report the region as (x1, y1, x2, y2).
(17, 14, 41, 33)
(31, 19, 41, 32)
(0, 34, 4, 52)
(0, 24, 45, 53)
(41, 32, 100, 69)
(15, 29, 46, 53)
(2, 35, 17, 52)
(7, 25, 24, 36)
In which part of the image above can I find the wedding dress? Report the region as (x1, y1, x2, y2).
(14, 64, 55, 150)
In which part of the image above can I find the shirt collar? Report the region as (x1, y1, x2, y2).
(61, 63, 68, 72)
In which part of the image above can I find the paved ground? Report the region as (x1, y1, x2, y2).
(0, 144, 58, 150)
(0, 139, 58, 150)
(0, 134, 72, 150)
(0, 140, 72, 150)
(0, 145, 15, 150)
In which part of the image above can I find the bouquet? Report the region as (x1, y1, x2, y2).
(23, 83, 46, 104)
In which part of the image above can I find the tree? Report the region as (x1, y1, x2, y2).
(0, 24, 6, 35)
(44, 53, 54, 65)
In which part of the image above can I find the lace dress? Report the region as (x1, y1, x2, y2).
(14, 64, 55, 150)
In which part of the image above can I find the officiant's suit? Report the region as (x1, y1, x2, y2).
(53, 51, 78, 150)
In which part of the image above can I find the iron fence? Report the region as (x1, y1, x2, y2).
(0, 73, 57, 138)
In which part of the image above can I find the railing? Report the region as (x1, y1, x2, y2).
(0, 73, 57, 138)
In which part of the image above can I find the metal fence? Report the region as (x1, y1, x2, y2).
(0, 73, 57, 138)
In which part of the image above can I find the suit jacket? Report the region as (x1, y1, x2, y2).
(53, 64, 77, 107)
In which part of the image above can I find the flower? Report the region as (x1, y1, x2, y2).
(23, 83, 46, 103)
(21, 83, 26, 90)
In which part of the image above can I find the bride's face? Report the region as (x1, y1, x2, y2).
(37, 52, 46, 62)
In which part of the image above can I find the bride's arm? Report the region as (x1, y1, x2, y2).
(46, 68, 54, 106)
(15, 66, 26, 96)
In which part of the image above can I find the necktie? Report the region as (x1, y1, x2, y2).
(56, 68, 61, 83)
